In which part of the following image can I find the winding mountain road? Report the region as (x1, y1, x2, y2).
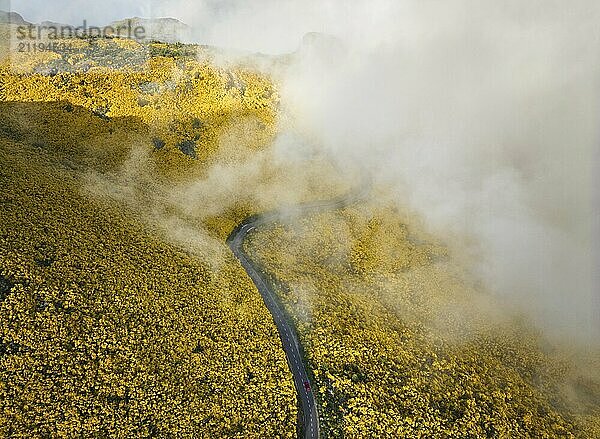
(227, 187, 368, 439)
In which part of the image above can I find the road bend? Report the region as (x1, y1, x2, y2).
(227, 184, 369, 439)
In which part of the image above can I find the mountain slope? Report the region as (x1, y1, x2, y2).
(0, 10, 30, 25)
(109, 17, 191, 43)
(0, 101, 297, 438)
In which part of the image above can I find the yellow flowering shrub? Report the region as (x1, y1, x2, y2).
(245, 206, 600, 438)
(0, 100, 296, 437)
(1, 37, 278, 179)
(2, 33, 597, 439)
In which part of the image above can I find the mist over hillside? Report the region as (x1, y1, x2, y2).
(110, 17, 191, 43)
(152, 0, 600, 345)
(2, 0, 598, 343)
(6, 0, 596, 343)
(1, 1, 599, 437)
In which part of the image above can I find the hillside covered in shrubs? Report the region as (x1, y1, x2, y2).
(1, 31, 599, 438)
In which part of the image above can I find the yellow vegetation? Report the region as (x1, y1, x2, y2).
(1, 37, 278, 176)
(1, 34, 598, 438)
(245, 206, 600, 438)
(0, 101, 296, 438)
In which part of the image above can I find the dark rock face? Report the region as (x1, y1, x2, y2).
(224, 73, 246, 95)
(0, 338, 22, 356)
(191, 118, 203, 129)
(32, 59, 73, 76)
(152, 137, 165, 149)
(177, 140, 197, 159)
(0, 274, 14, 301)
(139, 81, 160, 94)
(34, 242, 56, 268)
(92, 106, 110, 120)
(192, 342, 203, 354)
(0, 11, 30, 25)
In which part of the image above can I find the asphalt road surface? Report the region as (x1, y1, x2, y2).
(227, 186, 369, 439)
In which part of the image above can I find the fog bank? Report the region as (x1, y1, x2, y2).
(184, 0, 600, 344)
(71, 0, 599, 345)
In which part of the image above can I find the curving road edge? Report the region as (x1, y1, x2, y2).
(227, 185, 369, 439)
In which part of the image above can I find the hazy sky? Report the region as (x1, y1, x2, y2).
(7, 0, 325, 52)
(6, 1, 384, 53)
(10, 0, 151, 25)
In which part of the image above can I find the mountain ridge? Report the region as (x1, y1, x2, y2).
(0, 10, 31, 25)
